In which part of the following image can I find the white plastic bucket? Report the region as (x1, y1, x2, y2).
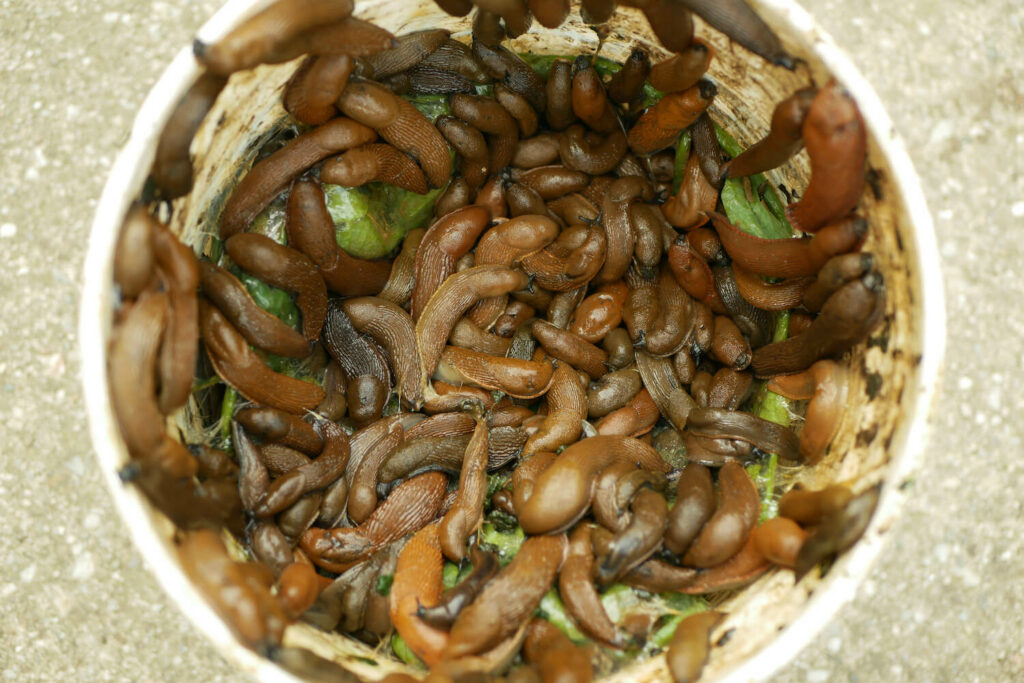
(80, 1, 945, 680)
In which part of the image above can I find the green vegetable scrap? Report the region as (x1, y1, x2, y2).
(442, 561, 460, 590)
(248, 194, 289, 244)
(715, 124, 792, 240)
(658, 591, 708, 615)
(391, 633, 426, 669)
(599, 583, 642, 624)
(747, 308, 788, 521)
(672, 130, 692, 194)
(537, 589, 588, 643)
(517, 52, 564, 78)
(257, 343, 325, 382)
(485, 471, 512, 502)
(752, 310, 792, 429)
(478, 519, 525, 566)
(217, 387, 237, 444)
(645, 592, 710, 650)
(316, 94, 453, 260)
(237, 270, 300, 328)
(375, 574, 394, 596)
(382, 392, 401, 417)
(440, 552, 484, 604)
(323, 181, 444, 260)
(746, 452, 779, 522)
(403, 93, 452, 123)
(485, 505, 520, 534)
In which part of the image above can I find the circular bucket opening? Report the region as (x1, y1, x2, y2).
(81, 1, 944, 680)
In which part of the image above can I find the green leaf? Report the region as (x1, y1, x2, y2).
(756, 387, 791, 428)
(485, 506, 520, 534)
(237, 271, 300, 328)
(323, 182, 445, 260)
(403, 93, 452, 122)
(442, 561, 460, 590)
(248, 195, 289, 244)
(518, 53, 560, 78)
(485, 471, 511, 502)
(715, 124, 793, 240)
(391, 633, 425, 669)
(713, 123, 743, 158)
(753, 310, 792, 428)
(749, 311, 790, 521)
(658, 591, 708, 615)
(599, 583, 642, 624)
(747, 451, 780, 521)
(375, 574, 394, 596)
(218, 387, 237, 444)
(478, 521, 525, 566)
(537, 589, 589, 643)
(645, 595, 708, 650)
(672, 131, 692, 194)
(256, 344, 326, 383)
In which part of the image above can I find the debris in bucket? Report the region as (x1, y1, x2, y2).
(108, 0, 886, 680)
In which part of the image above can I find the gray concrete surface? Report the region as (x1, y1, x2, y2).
(0, 1, 1020, 680)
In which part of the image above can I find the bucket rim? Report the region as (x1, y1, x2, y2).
(78, 1, 946, 680)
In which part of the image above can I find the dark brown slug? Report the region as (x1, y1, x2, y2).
(680, 461, 760, 568)
(664, 463, 715, 557)
(559, 524, 621, 647)
(666, 610, 724, 683)
(152, 73, 227, 198)
(220, 117, 377, 238)
(254, 418, 350, 517)
(199, 300, 326, 415)
(337, 80, 452, 187)
(283, 54, 353, 126)
(751, 273, 885, 377)
(607, 48, 651, 105)
(445, 533, 567, 658)
(193, 0, 357, 75)
(321, 143, 429, 194)
(286, 178, 393, 297)
(416, 547, 499, 629)
(236, 407, 322, 455)
(225, 233, 327, 341)
(724, 87, 817, 180)
(411, 205, 492, 320)
(678, 0, 795, 68)
(438, 419, 490, 561)
(342, 297, 424, 410)
(686, 407, 800, 462)
(648, 41, 712, 94)
(416, 265, 531, 382)
(200, 261, 312, 358)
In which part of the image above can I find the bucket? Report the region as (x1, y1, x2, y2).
(80, 0, 945, 680)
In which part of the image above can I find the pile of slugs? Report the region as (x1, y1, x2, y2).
(107, 0, 887, 681)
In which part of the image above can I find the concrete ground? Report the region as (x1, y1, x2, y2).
(0, 0, 1021, 680)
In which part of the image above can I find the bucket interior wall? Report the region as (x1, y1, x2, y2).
(153, 1, 928, 680)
